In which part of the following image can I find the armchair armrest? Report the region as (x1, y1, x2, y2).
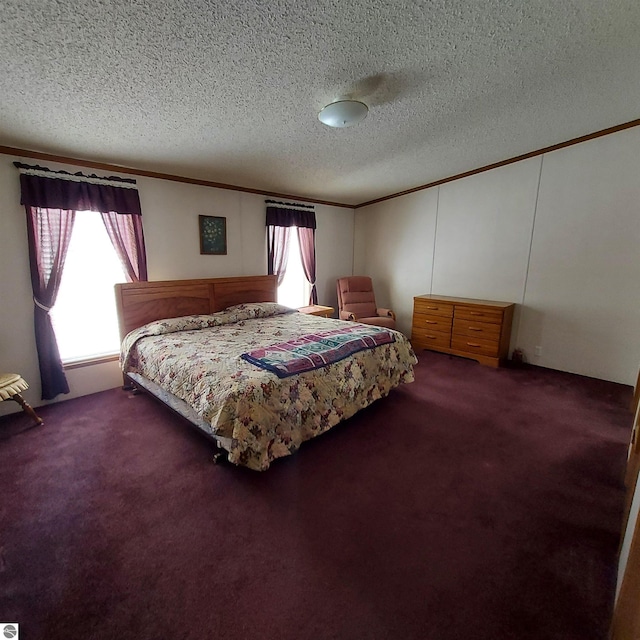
(377, 308, 396, 320)
(339, 310, 357, 321)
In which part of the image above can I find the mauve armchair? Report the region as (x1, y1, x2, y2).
(336, 276, 396, 330)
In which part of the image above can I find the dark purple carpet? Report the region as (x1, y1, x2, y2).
(0, 353, 632, 640)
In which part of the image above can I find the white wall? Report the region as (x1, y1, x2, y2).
(0, 154, 354, 415)
(354, 188, 438, 332)
(518, 135, 640, 383)
(316, 203, 356, 311)
(432, 158, 540, 303)
(355, 127, 640, 385)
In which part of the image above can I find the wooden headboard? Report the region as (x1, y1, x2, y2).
(115, 275, 278, 340)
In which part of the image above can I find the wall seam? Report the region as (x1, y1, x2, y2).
(351, 207, 356, 275)
(515, 154, 545, 344)
(430, 186, 440, 294)
(238, 191, 246, 275)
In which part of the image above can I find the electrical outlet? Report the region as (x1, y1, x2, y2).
(534, 346, 542, 357)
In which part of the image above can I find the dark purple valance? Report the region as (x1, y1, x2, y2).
(18, 173, 142, 215)
(266, 206, 316, 229)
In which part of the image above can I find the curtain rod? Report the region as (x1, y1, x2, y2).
(13, 161, 137, 185)
(265, 199, 314, 209)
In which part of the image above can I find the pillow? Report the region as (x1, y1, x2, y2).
(122, 304, 297, 368)
(120, 314, 227, 369)
(220, 301, 296, 321)
(134, 314, 226, 336)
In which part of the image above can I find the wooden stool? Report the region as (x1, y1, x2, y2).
(0, 373, 43, 426)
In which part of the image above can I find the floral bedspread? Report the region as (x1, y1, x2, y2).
(121, 302, 417, 471)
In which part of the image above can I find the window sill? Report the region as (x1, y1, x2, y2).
(63, 354, 119, 370)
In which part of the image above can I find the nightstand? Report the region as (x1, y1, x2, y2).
(298, 305, 334, 318)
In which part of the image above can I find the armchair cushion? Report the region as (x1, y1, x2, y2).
(342, 298, 377, 319)
(357, 316, 396, 330)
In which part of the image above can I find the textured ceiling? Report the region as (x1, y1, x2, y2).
(1, 0, 640, 206)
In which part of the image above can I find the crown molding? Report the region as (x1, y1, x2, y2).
(3, 116, 639, 211)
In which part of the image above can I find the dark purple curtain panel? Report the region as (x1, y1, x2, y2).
(100, 211, 148, 282)
(297, 227, 318, 304)
(267, 225, 291, 286)
(25, 207, 75, 400)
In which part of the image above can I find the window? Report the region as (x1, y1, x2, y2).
(17, 163, 146, 399)
(266, 204, 317, 307)
(50, 211, 128, 362)
(277, 227, 311, 308)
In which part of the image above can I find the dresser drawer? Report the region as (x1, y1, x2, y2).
(451, 336, 499, 358)
(413, 313, 452, 334)
(455, 306, 504, 324)
(412, 328, 451, 350)
(414, 299, 454, 318)
(453, 318, 501, 341)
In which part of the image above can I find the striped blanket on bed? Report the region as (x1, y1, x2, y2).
(241, 324, 396, 378)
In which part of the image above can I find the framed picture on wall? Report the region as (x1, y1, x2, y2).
(199, 215, 227, 255)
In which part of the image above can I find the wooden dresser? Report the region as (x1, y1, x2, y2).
(411, 295, 515, 367)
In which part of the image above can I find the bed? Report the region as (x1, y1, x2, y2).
(116, 275, 417, 470)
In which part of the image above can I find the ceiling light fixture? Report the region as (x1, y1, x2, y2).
(318, 100, 369, 128)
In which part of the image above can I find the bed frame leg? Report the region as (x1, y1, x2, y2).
(122, 373, 134, 392)
(212, 449, 227, 465)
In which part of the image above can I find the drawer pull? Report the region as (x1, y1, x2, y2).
(426, 306, 439, 310)
(469, 312, 484, 316)
(468, 327, 482, 332)
(426, 334, 437, 339)
(425, 320, 437, 324)
(466, 342, 481, 347)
